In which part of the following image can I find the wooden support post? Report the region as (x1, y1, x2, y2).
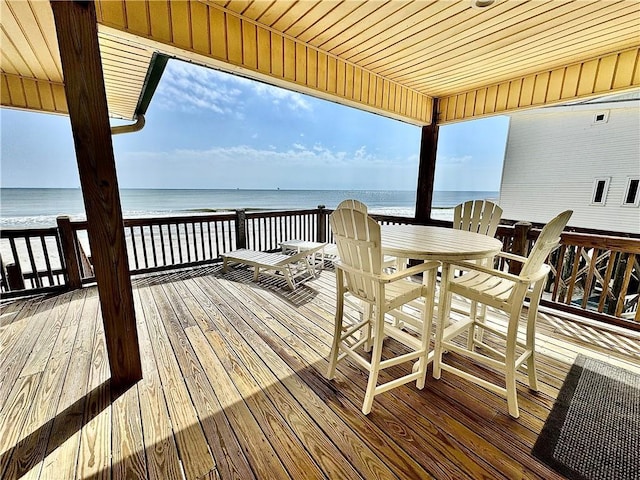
(6, 263, 25, 291)
(509, 221, 532, 274)
(235, 209, 247, 249)
(51, 0, 142, 391)
(316, 205, 327, 243)
(415, 99, 439, 224)
(56, 216, 83, 289)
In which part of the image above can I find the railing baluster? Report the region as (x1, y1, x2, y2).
(140, 226, 149, 269)
(191, 222, 198, 261)
(615, 253, 635, 317)
(581, 248, 600, 309)
(130, 226, 140, 270)
(598, 251, 617, 313)
(200, 222, 206, 261)
(40, 235, 55, 286)
(24, 237, 41, 288)
(227, 220, 234, 251)
(150, 225, 158, 268)
(207, 222, 213, 259)
(552, 244, 567, 302)
(565, 246, 583, 305)
(214, 220, 221, 256)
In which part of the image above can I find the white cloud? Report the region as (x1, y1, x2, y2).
(122, 143, 412, 170)
(156, 60, 312, 114)
(439, 155, 472, 165)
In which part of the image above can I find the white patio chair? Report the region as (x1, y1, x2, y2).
(326, 208, 435, 414)
(334, 199, 398, 270)
(433, 210, 572, 418)
(453, 199, 503, 237)
(452, 199, 504, 345)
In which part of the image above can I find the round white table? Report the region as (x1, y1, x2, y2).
(380, 224, 503, 263)
(379, 224, 504, 365)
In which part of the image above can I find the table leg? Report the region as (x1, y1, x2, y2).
(433, 262, 453, 379)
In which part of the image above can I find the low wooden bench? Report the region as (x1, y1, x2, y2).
(221, 244, 326, 290)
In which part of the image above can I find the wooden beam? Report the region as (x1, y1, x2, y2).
(50, 0, 142, 392)
(415, 99, 439, 223)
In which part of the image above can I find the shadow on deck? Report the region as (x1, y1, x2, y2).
(1, 265, 638, 479)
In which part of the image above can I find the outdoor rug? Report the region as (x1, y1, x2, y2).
(532, 354, 639, 480)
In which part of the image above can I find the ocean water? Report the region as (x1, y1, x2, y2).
(0, 188, 499, 229)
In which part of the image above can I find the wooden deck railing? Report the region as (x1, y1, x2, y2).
(502, 223, 640, 328)
(1, 207, 638, 331)
(0, 226, 66, 294)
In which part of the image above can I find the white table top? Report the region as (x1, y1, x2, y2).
(380, 224, 503, 262)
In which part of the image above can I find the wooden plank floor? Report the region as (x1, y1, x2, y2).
(1, 264, 638, 480)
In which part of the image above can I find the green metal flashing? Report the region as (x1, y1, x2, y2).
(135, 52, 169, 115)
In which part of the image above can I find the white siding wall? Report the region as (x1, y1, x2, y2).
(499, 104, 640, 233)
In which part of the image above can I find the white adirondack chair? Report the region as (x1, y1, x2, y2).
(453, 199, 503, 237)
(334, 199, 398, 270)
(452, 199, 504, 345)
(433, 210, 572, 418)
(326, 208, 434, 414)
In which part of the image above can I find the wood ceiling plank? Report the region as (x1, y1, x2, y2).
(385, 2, 638, 84)
(369, 0, 551, 74)
(257, 26, 272, 75)
(8, 1, 61, 80)
(330, 1, 436, 58)
(344, 1, 465, 65)
(148, 0, 172, 42)
(255, 1, 297, 27)
(296, 42, 306, 84)
(412, 30, 640, 96)
(0, 73, 11, 107)
(209, 7, 227, 59)
(222, 0, 252, 15)
(412, 24, 639, 91)
(364, 0, 585, 73)
(123, 0, 150, 36)
(51, 82, 66, 113)
(1, 2, 47, 79)
(439, 47, 640, 123)
(594, 54, 619, 93)
(241, 1, 275, 20)
(226, 13, 243, 64)
(0, 28, 32, 77)
(306, 48, 317, 88)
(311, 1, 393, 49)
(97, 0, 126, 27)
(270, 1, 322, 33)
(282, 1, 342, 39)
(613, 49, 639, 89)
(191, 1, 211, 54)
(5, 71, 27, 107)
(170, 0, 193, 49)
(336, 60, 345, 96)
(577, 59, 599, 96)
(283, 37, 295, 81)
(29, 0, 62, 77)
(0, 44, 21, 76)
(100, 52, 151, 69)
(242, 20, 258, 69)
(327, 56, 337, 93)
(319, 1, 409, 53)
(36, 80, 55, 112)
(294, 2, 363, 45)
(270, 31, 284, 77)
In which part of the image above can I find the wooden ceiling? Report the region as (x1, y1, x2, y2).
(2, 0, 639, 124)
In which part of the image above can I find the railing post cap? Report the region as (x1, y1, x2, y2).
(515, 221, 532, 227)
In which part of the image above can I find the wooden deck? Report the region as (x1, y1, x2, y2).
(1, 265, 638, 480)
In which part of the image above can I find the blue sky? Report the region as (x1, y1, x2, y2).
(1, 59, 509, 191)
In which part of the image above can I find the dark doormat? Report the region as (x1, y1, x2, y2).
(532, 354, 639, 480)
